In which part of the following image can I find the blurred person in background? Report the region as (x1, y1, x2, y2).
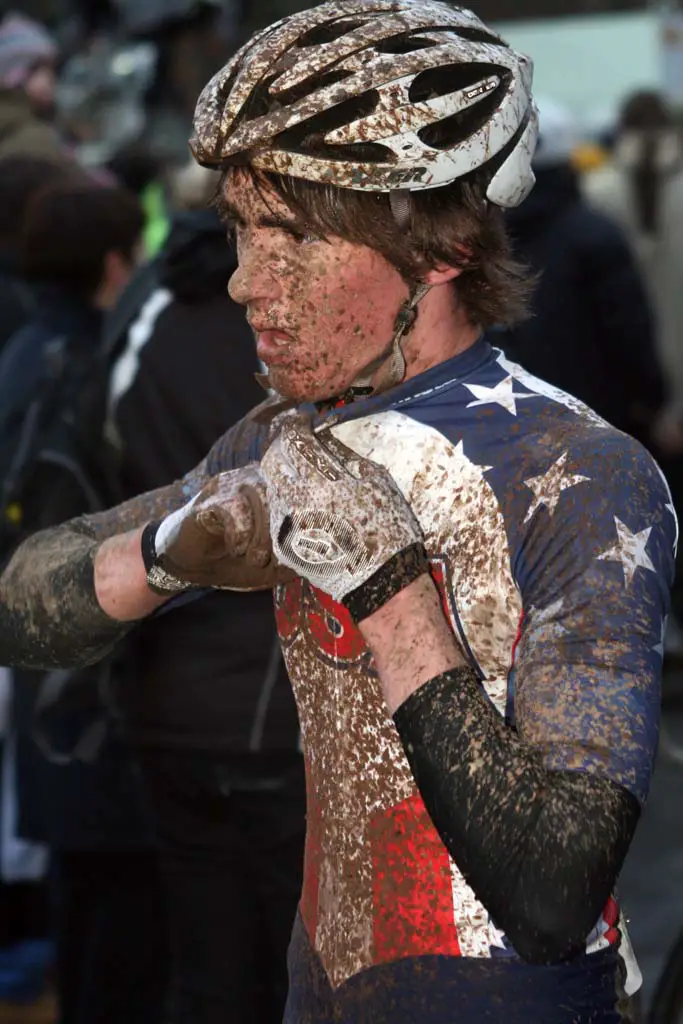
(0, 155, 75, 352)
(0, 155, 78, 1018)
(0, 153, 77, 1023)
(584, 89, 683, 421)
(105, 140, 169, 256)
(601, 90, 681, 250)
(1, 179, 168, 1024)
(0, 12, 63, 161)
(104, 159, 305, 1024)
(111, 0, 235, 122)
(503, 95, 668, 447)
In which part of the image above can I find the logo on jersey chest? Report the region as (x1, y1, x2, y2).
(274, 577, 370, 667)
(274, 557, 471, 670)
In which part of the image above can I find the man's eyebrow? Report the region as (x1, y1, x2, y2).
(257, 213, 307, 232)
(215, 195, 308, 233)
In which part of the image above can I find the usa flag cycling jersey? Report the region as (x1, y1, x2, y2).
(202, 335, 675, 1022)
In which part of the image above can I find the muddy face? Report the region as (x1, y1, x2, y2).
(225, 172, 409, 403)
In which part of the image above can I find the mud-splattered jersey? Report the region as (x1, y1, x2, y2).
(204, 337, 675, 1020)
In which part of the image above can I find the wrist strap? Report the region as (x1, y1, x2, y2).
(342, 542, 430, 623)
(141, 521, 194, 595)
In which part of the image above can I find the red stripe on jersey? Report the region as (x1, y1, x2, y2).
(511, 609, 525, 667)
(603, 896, 620, 945)
(370, 793, 461, 963)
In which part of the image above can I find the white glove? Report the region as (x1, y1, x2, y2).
(260, 416, 428, 618)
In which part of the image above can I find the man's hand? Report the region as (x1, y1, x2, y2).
(260, 417, 428, 619)
(144, 464, 291, 591)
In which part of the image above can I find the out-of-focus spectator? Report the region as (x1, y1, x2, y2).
(0, 13, 63, 161)
(106, 140, 170, 255)
(583, 89, 683, 403)
(105, 161, 305, 1024)
(613, 90, 682, 244)
(112, 1, 232, 119)
(4, 179, 168, 1024)
(503, 96, 667, 446)
(0, 155, 76, 353)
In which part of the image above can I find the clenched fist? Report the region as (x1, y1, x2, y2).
(142, 464, 292, 591)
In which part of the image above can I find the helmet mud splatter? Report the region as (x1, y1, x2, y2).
(191, 0, 538, 209)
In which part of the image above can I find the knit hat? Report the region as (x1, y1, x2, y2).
(0, 13, 57, 90)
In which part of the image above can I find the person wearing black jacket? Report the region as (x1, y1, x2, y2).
(503, 96, 667, 447)
(0, 155, 75, 355)
(106, 186, 305, 1024)
(5, 179, 168, 1024)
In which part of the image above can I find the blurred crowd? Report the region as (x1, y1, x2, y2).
(0, 3, 681, 1023)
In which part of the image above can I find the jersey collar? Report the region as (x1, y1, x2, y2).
(309, 333, 493, 427)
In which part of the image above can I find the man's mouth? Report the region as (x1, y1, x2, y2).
(253, 328, 294, 363)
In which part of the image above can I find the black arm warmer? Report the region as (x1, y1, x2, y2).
(393, 667, 640, 965)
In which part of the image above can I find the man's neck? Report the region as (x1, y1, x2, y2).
(377, 283, 480, 390)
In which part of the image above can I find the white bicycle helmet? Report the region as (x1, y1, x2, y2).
(191, 0, 538, 209)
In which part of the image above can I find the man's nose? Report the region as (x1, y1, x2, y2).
(228, 245, 281, 306)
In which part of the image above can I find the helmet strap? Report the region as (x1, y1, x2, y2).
(255, 281, 432, 403)
(389, 189, 411, 230)
(348, 280, 431, 398)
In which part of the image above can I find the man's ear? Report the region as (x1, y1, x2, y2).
(423, 264, 463, 285)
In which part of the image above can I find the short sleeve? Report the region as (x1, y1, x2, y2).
(512, 435, 676, 806)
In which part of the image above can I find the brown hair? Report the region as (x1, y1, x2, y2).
(21, 180, 144, 296)
(220, 165, 533, 329)
(0, 155, 77, 246)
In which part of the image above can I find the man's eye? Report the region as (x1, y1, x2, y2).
(287, 227, 318, 245)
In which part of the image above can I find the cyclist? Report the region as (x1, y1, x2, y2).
(0, 3, 676, 1021)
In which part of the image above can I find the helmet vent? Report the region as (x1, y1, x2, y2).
(291, 140, 394, 163)
(373, 34, 439, 55)
(297, 19, 367, 46)
(277, 90, 379, 146)
(456, 26, 507, 47)
(418, 80, 505, 150)
(409, 62, 499, 103)
(274, 69, 355, 106)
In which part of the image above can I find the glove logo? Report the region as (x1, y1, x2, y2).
(276, 510, 365, 582)
(291, 528, 346, 566)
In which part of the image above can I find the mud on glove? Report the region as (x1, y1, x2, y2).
(141, 464, 292, 592)
(260, 416, 429, 621)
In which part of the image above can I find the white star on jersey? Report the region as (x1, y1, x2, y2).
(464, 376, 536, 417)
(523, 452, 591, 523)
(488, 922, 507, 950)
(598, 517, 657, 588)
